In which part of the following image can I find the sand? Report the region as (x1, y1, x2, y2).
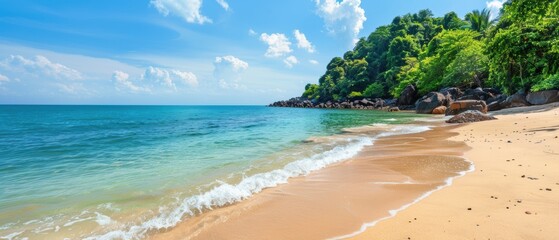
(352, 103, 559, 240)
(149, 103, 559, 240)
(149, 125, 471, 240)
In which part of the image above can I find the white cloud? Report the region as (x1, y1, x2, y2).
(309, 60, 319, 65)
(248, 29, 257, 36)
(214, 55, 248, 89)
(283, 56, 299, 68)
(486, 0, 506, 20)
(259, 33, 293, 58)
(0, 55, 82, 80)
(215, 55, 249, 71)
(315, 0, 367, 43)
(0, 73, 9, 82)
(215, 0, 229, 11)
(142, 66, 198, 90)
(113, 71, 151, 93)
(150, 0, 212, 24)
(171, 69, 198, 87)
(294, 30, 315, 53)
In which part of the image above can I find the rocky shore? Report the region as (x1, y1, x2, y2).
(270, 85, 559, 118)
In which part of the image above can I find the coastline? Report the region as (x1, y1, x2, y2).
(351, 103, 559, 239)
(147, 120, 473, 239)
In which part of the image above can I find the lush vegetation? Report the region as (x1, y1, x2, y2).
(303, 0, 559, 102)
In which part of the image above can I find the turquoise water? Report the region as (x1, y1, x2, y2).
(0, 106, 422, 239)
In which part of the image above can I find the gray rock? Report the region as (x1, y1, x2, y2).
(416, 92, 447, 114)
(505, 92, 531, 107)
(398, 84, 418, 105)
(446, 110, 497, 123)
(440, 87, 464, 101)
(526, 90, 559, 105)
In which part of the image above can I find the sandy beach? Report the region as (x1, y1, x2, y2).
(353, 103, 559, 239)
(145, 103, 559, 240)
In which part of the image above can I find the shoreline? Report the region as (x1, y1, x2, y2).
(147, 121, 473, 239)
(351, 103, 559, 239)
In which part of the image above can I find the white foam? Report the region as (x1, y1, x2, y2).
(329, 157, 475, 239)
(383, 118, 397, 121)
(95, 213, 113, 226)
(85, 137, 375, 240)
(0, 231, 23, 240)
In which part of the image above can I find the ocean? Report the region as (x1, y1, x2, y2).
(0, 105, 424, 239)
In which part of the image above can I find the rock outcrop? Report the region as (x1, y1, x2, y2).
(416, 92, 447, 114)
(446, 110, 497, 123)
(526, 90, 559, 105)
(432, 106, 447, 114)
(269, 97, 395, 110)
(446, 100, 488, 115)
(505, 92, 531, 107)
(397, 85, 418, 106)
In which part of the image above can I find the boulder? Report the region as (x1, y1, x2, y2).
(483, 88, 501, 96)
(486, 94, 507, 105)
(487, 100, 508, 112)
(416, 92, 447, 114)
(398, 85, 418, 106)
(374, 98, 385, 108)
(439, 87, 464, 101)
(460, 87, 494, 101)
(446, 100, 488, 115)
(432, 106, 447, 114)
(526, 90, 559, 105)
(505, 92, 530, 107)
(446, 110, 497, 123)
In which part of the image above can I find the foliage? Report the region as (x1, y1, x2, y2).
(348, 91, 364, 99)
(531, 74, 559, 92)
(416, 30, 487, 94)
(465, 9, 493, 34)
(303, 3, 559, 101)
(302, 83, 319, 99)
(363, 82, 384, 98)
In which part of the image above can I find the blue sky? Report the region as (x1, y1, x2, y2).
(0, 0, 504, 104)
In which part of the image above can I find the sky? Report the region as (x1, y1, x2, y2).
(0, 0, 505, 105)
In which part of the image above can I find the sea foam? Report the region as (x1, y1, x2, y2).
(86, 124, 431, 240)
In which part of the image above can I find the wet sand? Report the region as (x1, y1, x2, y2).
(149, 124, 471, 239)
(352, 103, 559, 239)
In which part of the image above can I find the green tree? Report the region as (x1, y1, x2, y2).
(465, 9, 492, 34)
(416, 30, 484, 94)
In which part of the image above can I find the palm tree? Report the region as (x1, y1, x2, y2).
(465, 9, 493, 33)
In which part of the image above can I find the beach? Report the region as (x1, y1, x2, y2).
(147, 104, 559, 240)
(353, 103, 559, 239)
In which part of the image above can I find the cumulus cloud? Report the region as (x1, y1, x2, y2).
(113, 71, 151, 93)
(150, 0, 212, 24)
(486, 0, 506, 20)
(215, 0, 229, 11)
(215, 56, 249, 71)
(315, 0, 367, 43)
(0, 55, 82, 80)
(283, 56, 299, 68)
(142, 66, 198, 90)
(214, 55, 248, 89)
(294, 30, 315, 53)
(309, 60, 319, 65)
(260, 33, 293, 58)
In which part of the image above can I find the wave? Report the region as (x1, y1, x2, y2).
(85, 124, 431, 240)
(85, 136, 373, 239)
(1, 124, 432, 240)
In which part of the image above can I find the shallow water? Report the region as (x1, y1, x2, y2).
(0, 105, 421, 239)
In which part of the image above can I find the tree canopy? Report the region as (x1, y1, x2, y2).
(302, 0, 559, 102)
